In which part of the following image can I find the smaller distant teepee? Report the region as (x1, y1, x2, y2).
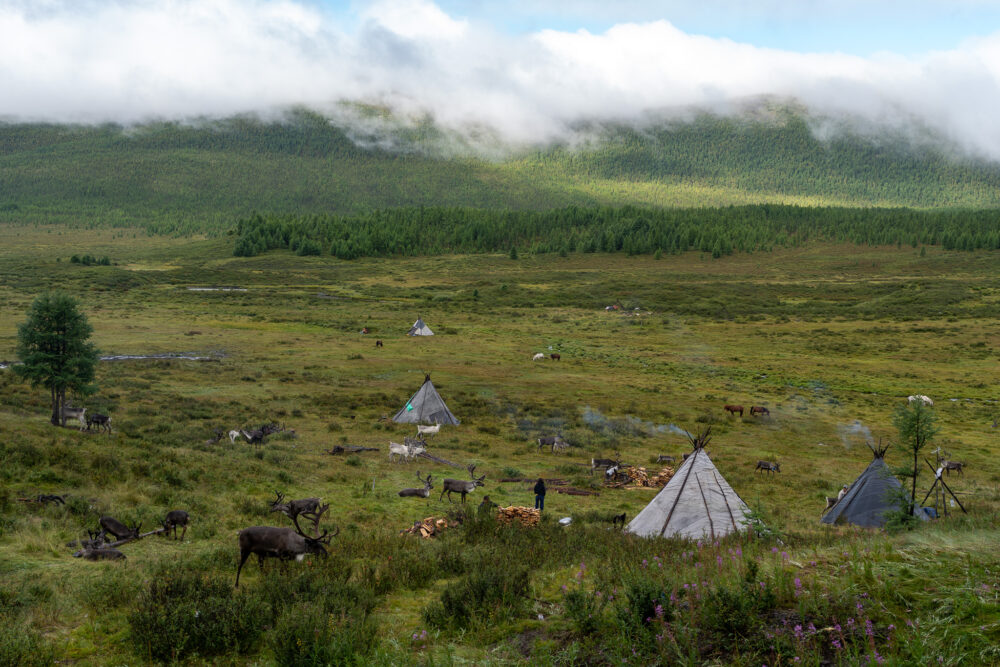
(392, 374, 460, 425)
(821, 442, 908, 528)
(407, 317, 434, 336)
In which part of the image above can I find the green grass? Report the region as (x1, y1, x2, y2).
(1, 225, 999, 663)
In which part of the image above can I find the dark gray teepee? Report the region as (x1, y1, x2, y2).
(821, 443, 906, 527)
(392, 375, 459, 425)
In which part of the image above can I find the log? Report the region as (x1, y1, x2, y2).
(325, 445, 379, 455)
(415, 451, 466, 469)
(499, 478, 569, 485)
(555, 488, 601, 496)
(104, 527, 166, 549)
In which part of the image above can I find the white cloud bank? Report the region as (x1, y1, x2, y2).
(3, 0, 1000, 157)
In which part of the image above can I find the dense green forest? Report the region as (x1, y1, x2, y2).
(3, 109, 1000, 236)
(233, 205, 1000, 259)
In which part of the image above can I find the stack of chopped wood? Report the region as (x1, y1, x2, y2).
(606, 466, 675, 488)
(400, 516, 450, 539)
(647, 466, 675, 486)
(496, 506, 541, 526)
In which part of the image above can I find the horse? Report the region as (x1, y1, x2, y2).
(723, 404, 744, 417)
(749, 406, 770, 417)
(550, 353, 561, 361)
(375, 339, 383, 348)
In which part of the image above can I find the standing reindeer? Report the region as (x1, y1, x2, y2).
(235, 505, 337, 587)
(398, 472, 433, 498)
(755, 460, 781, 475)
(270, 492, 326, 534)
(440, 465, 486, 503)
(590, 453, 621, 476)
(161, 510, 190, 540)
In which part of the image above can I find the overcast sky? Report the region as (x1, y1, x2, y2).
(4, 0, 1000, 156)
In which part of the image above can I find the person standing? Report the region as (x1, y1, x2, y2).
(534, 477, 546, 511)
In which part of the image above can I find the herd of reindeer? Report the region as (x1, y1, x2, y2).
(50, 383, 971, 586)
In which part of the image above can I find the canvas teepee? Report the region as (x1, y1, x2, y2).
(626, 428, 752, 540)
(821, 442, 908, 528)
(392, 375, 460, 425)
(407, 317, 434, 336)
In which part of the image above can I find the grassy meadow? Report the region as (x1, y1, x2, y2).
(1, 224, 1000, 665)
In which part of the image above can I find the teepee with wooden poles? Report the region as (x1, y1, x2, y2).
(626, 427, 753, 540)
(821, 441, 912, 527)
(392, 374, 459, 425)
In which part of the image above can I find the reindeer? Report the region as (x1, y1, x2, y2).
(235, 506, 337, 587)
(590, 453, 621, 476)
(270, 492, 324, 533)
(440, 465, 486, 503)
(389, 441, 414, 463)
(755, 460, 781, 475)
(161, 510, 189, 540)
(611, 512, 627, 529)
(67, 529, 104, 550)
(99, 516, 141, 542)
(398, 472, 433, 498)
(74, 547, 126, 561)
(656, 455, 675, 464)
(228, 430, 242, 444)
(61, 405, 87, 429)
(942, 461, 965, 476)
(86, 413, 112, 433)
(537, 435, 567, 453)
(416, 424, 441, 438)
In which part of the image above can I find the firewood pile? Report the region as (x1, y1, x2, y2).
(400, 516, 451, 539)
(496, 506, 541, 526)
(607, 466, 675, 488)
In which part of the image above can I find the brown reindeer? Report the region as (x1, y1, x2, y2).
(941, 461, 965, 476)
(724, 404, 744, 417)
(99, 516, 141, 542)
(235, 506, 337, 587)
(440, 465, 487, 503)
(161, 510, 190, 540)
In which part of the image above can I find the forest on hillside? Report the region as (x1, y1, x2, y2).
(232, 205, 1000, 259)
(3, 110, 1000, 236)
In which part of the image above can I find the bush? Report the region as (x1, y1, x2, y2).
(700, 561, 776, 648)
(269, 602, 377, 667)
(0, 617, 54, 667)
(128, 572, 267, 662)
(423, 566, 531, 630)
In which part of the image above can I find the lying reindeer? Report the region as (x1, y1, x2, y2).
(74, 547, 126, 561)
(440, 465, 486, 503)
(235, 508, 337, 587)
(755, 461, 781, 475)
(398, 472, 433, 498)
(591, 454, 620, 476)
(99, 516, 141, 543)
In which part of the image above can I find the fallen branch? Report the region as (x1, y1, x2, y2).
(325, 445, 379, 455)
(499, 478, 569, 485)
(104, 527, 166, 548)
(555, 488, 601, 496)
(416, 451, 466, 469)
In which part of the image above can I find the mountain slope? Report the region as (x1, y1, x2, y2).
(2, 109, 999, 233)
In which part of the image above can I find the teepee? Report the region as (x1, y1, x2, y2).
(626, 428, 752, 540)
(392, 375, 460, 425)
(407, 317, 434, 336)
(821, 442, 908, 528)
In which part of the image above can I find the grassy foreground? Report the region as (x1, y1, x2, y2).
(1, 224, 999, 665)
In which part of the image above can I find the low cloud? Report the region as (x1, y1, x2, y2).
(4, 0, 1000, 157)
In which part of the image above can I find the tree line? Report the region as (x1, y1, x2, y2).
(232, 205, 1000, 259)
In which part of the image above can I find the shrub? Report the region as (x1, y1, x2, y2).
(423, 566, 530, 630)
(0, 618, 55, 667)
(128, 572, 267, 662)
(269, 602, 378, 667)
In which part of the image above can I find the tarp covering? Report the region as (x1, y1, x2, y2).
(626, 448, 751, 540)
(392, 375, 459, 425)
(407, 318, 434, 336)
(821, 455, 906, 528)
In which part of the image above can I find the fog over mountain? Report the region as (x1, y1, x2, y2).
(4, 0, 1000, 159)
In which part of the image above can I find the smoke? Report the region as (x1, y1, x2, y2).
(836, 420, 872, 450)
(4, 0, 1000, 158)
(582, 406, 688, 438)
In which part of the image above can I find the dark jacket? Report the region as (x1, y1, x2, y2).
(533, 479, 546, 496)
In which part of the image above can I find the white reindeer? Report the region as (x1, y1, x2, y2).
(416, 424, 441, 438)
(532, 353, 545, 361)
(228, 430, 242, 444)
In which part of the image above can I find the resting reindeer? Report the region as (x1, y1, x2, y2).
(161, 510, 189, 540)
(755, 461, 781, 475)
(440, 465, 486, 503)
(416, 424, 441, 438)
(99, 516, 141, 543)
(399, 472, 433, 498)
(591, 454, 620, 476)
(235, 508, 337, 587)
(74, 547, 126, 561)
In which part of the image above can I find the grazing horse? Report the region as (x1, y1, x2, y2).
(550, 353, 561, 361)
(723, 404, 744, 417)
(749, 406, 770, 417)
(375, 339, 383, 348)
(532, 353, 545, 361)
